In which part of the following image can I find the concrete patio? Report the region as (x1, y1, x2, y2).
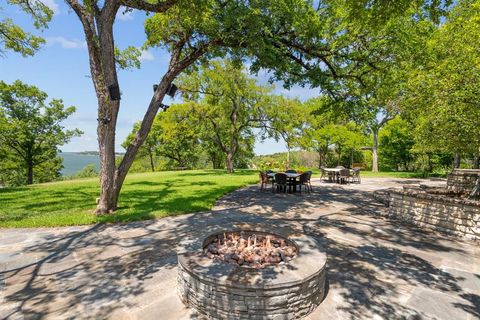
(1, 177, 479, 319)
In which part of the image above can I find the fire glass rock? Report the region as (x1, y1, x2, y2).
(203, 231, 297, 268)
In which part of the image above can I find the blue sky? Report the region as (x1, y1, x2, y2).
(1, 1, 320, 155)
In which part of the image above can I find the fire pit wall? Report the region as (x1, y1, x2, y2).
(387, 169, 480, 240)
(177, 232, 327, 319)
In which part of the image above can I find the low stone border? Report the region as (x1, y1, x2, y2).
(177, 231, 327, 319)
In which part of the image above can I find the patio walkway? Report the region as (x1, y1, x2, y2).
(1, 177, 479, 319)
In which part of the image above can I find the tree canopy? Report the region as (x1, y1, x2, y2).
(178, 60, 271, 173)
(0, 0, 52, 57)
(403, 0, 480, 158)
(0, 80, 82, 185)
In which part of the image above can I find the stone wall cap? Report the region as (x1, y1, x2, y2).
(389, 189, 480, 207)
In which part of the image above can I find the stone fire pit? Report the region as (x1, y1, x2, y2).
(177, 230, 327, 319)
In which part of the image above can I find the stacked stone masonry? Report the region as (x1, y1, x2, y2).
(388, 191, 480, 240)
(177, 263, 326, 320)
(447, 169, 480, 194)
(386, 169, 480, 241)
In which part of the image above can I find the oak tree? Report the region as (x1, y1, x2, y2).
(179, 60, 270, 173)
(0, 80, 82, 185)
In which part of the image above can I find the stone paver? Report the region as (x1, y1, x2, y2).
(0, 177, 479, 319)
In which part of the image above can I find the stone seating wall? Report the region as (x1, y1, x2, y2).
(384, 169, 480, 241)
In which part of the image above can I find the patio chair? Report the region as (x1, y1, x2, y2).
(285, 169, 297, 173)
(265, 170, 275, 183)
(273, 173, 288, 193)
(321, 168, 335, 182)
(298, 172, 311, 193)
(339, 169, 350, 184)
(259, 172, 270, 190)
(320, 167, 326, 181)
(306, 170, 313, 191)
(350, 168, 361, 183)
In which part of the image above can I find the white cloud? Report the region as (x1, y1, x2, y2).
(117, 7, 134, 21)
(139, 49, 154, 62)
(37, 0, 61, 15)
(46, 37, 87, 49)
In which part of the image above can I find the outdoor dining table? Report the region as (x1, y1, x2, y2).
(322, 168, 343, 183)
(267, 172, 302, 193)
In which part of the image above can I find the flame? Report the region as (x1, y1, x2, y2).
(205, 232, 296, 268)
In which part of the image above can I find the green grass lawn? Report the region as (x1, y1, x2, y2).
(0, 169, 258, 228)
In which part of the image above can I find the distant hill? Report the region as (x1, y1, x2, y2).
(76, 151, 100, 156)
(70, 151, 125, 156)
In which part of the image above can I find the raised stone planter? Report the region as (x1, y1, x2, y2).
(177, 231, 327, 319)
(388, 186, 480, 240)
(447, 169, 480, 195)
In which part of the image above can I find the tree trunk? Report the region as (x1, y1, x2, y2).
(97, 112, 119, 213)
(178, 157, 186, 168)
(209, 151, 222, 169)
(27, 162, 33, 185)
(350, 149, 354, 168)
(94, 14, 122, 214)
(427, 153, 433, 172)
(149, 151, 155, 172)
(318, 150, 323, 169)
(473, 151, 479, 169)
(226, 153, 234, 173)
(210, 154, 218, 169)
(286, 147, 291, 168)
(26, 147, 34, 184)
(453, 152, 461, 169)
(94, 12, 182, 214)
(372, 129, 379, 173)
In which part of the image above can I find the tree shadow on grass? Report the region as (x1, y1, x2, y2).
(0, 186, 29, 195)
(0, 174, 250, 227)
(127, 179, 218, 188)
(171, 169, 255, 177)
(96, 184, 245, 224)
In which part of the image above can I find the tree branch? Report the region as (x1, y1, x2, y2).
(119, 0, 177, 13)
